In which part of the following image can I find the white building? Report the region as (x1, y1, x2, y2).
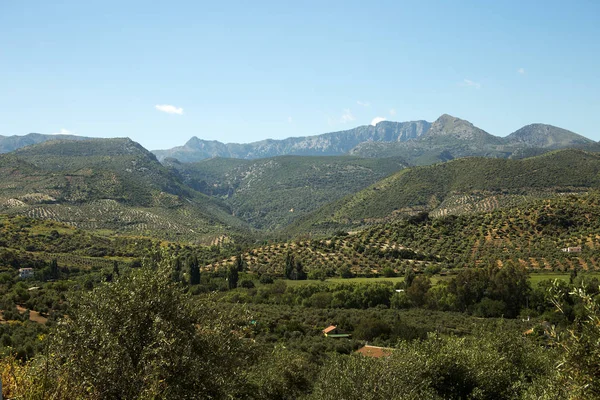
(18, 268, 34, 279)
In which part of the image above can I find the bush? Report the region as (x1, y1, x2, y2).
(239, 279, 256, 289)
(42, 252, 250, 398)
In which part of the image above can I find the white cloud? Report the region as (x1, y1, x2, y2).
(50, 128, 73, 135)
(356, 100, 370, 107)
(389, 108, 397, 116)
(340, 109, 355, 123)
(287, 116, 293, 123)
(462, 79, 481, 89)
(155, 104, 184, 115)
(371, 117, 386, 126)
(517, 68, 525, 75)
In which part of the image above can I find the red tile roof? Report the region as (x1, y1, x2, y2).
(322, 325, 337, 334)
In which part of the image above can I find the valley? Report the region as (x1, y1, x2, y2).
(0, 118, 599, 398)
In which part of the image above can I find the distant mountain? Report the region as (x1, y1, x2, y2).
(166, 155, 407, 230)
(505, 123, 594, 148)
(284, 149, 600, 236)
(152, 120, 431, 162)
(0, 132, 91, 153)
(154, 114, 598, 165)
(0, 138, 250, 242)
(349, 115, 600, 165)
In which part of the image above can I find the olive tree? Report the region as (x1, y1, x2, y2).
(42, 251, 249, 399)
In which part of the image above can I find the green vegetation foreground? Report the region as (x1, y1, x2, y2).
(1, 253, 599, 399)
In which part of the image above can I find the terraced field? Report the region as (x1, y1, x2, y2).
(204, 191, 600, 276)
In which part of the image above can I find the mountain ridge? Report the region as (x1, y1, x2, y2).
(0, 132, 93, 153)
(153, 120, 431, 162)
(0, 138, 251, 242)
(153, 114, 597, 163)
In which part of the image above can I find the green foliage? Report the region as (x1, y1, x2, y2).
(170, 155, 406, 230)
(189, 256, 200, 285)
(42, 254, 249, 399)
(549, 283, 600, 398)
(244, 347, 318, 400)
(288, 149, 600, 235)
(310, 331, 556, 400)
(228, 265, 239, 289)
(0, 139, 251, 242)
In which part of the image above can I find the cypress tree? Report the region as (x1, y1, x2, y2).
(235, 254, 246, 272)
(189, 256, 200, 285)
(113, 260, 120, 277)
(50, 258, 59, 280)
(285, 253, 295, 280)
(227, 266, 239, 290)
(172, 257, 182, 282)
(295, 260, 307, 280)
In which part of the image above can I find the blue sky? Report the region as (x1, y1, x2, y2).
(1, 0, 599, 150)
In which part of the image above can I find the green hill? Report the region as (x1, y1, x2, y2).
(286, 149, 600, 235)
(167, 155, 407, 230)
(0, 132, 91, 153)
(207, 191, 600, 276)
(0, 139, 251, 242)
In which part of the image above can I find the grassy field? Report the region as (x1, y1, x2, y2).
(529, 272, 600, 286)
(283, 272, 600, 287)
(284, 276, 456, 286)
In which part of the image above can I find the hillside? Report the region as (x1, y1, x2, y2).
(505, 123, 594, 148)
(349, 115, 600, 164)
(0, 132, 91, 153)
(166, 155, 407, 230)
(207, 191, 600, 276)
(153, 120, 431, 162)
(285, 149, 600, 235)
(0, 139, 250, 242)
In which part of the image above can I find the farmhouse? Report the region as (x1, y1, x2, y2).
(18, 268, 34, 279)
(561, 247, 582, 253)
(322, 325, 351, 338)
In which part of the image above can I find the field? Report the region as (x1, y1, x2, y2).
(282, 272, 600, 287)
(529, 272, 600, 286)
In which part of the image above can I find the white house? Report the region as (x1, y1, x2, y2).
(18, 268, 34, 279)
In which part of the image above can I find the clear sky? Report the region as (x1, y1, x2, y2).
(1, 0, 599, 150)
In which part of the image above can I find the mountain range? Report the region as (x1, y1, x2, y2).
(152, 114, 598, 164)
(3, 114, 597, 167)
(1, 114, 599, 241)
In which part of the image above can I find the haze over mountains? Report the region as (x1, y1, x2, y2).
(1, 113, 599, 242)
(0, 132, 91, 153)
(2, 114, 597, 166)
(152, 114, 598, 164)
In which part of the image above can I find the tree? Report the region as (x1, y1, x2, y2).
(295, 260, 307, 280)
(285, 253, 295, 280)
(549, 283, 600, 398)
(189, 256, 200, 285)
(404, 268, 415, 288)
(406, 275, 431, 307)
(172, 256, 182, 282)
(113, 260, 120, 277)
(50, 258, 59, 280)
(235, 254, 246, 272)
(42, 253, 249, 398)
(228, 265, 239, 290)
